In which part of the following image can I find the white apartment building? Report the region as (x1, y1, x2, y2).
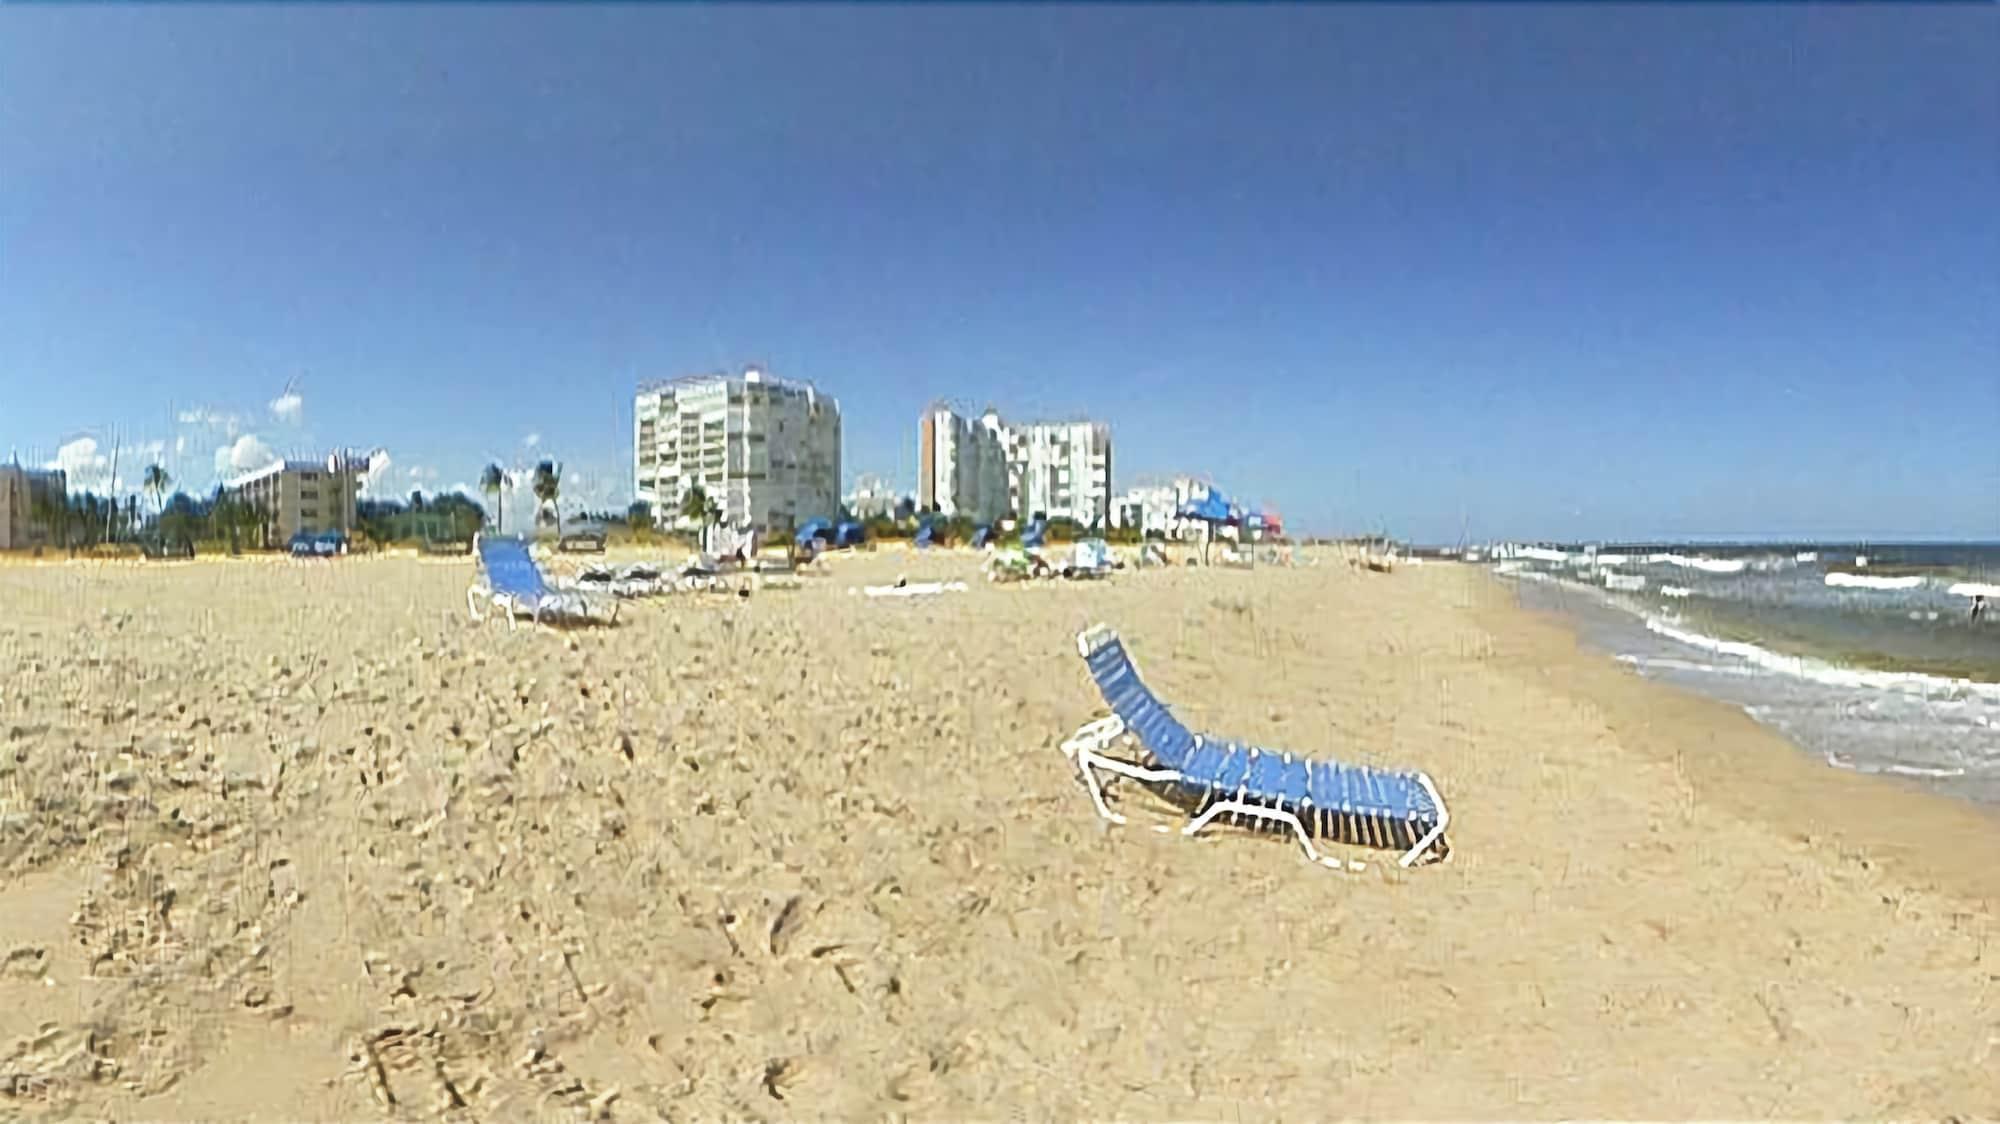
(918, 404, 1008, 523)
(1004, 419, 1112, 529)
(634, 367, 842, 535)
(222, 451, 366, 547)
(1113, 476, 1212, 540)
(0, 464, 66, 550)
(918, 406, 1112, 528)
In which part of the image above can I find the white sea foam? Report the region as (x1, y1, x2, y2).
(1660, 585, 1693, 599)
(1795, 551, 1818, 563)
(1517, 547, 1567, 563)
(1615, 653, 1763, 678)
(1825, 572, 1925, 591)
(1645, 554, 1747, 574)
(1948, 582, 2000, 599)
(1824, 752, 1967, 779)
(1642, 616, 2000, 701)
(1595, 553, 1630, 566)
(1603, 572, 1646, 591)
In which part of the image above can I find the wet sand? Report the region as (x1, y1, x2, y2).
(0, 550, 1995, 1119)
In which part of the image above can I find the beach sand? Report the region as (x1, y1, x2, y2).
(0, 549, 1995, 1119)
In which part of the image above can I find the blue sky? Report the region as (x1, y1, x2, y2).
(2, 7, 1994, 542)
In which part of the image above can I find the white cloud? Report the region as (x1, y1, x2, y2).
(214, 435, 278, 479)
(178, 408, 243, 437)
(46, 437, 173, 494)
(523, 432, 542, 449)
(48, 438, 113, 493)
(269, 391, 304, 425)
(404, 464, 439, 482)
(357, 447, 395, 497)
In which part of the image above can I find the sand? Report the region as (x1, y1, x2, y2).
(0, 548, 1995, 1120)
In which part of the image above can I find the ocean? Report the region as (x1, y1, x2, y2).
(1496, 543, 2000, 806)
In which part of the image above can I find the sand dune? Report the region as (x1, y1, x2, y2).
(0, 550, 1994, 1119)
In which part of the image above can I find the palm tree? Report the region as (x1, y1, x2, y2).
(530, 460, 561, 530)
(143, 464, 171, 518)
(679, 484, 709, 527)
(479, 463, 506, 533)
(28, 486, 59, 552)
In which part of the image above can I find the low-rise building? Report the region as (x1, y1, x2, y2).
(222, 451, 366, 548)
(1113, 476, 1213, 540)
(0, 464, 66, 550)
(844, 473, 900, 521)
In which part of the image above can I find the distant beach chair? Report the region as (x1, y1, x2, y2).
(1062, 625, 1450, 869)
(467, 535, 619, 628)
(1063, 538, 1116, 580)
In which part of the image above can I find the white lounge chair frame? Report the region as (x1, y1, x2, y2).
(1060, 630, 1450, 869)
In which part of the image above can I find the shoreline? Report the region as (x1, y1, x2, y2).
(1468, 565, 2000, 904)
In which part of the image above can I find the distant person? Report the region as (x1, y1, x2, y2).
(1973, 595, 1987, 623)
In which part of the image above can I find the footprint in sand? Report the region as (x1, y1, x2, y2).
(1, 945, 50, 979)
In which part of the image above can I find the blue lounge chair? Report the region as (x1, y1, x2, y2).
(1063, 624, 1450, 869)
(467, 535, 619, 628)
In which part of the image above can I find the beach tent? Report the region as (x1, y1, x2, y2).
(971, 525, 994, 549)
(1021, 518, 1048, 550)
(914, 519, 937, 549)
(835, 521, 866, 549)
(1178, 489, 1235, 563)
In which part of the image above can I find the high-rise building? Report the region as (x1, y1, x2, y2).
(222, 451, 366, 547)
(1003, 419, 1113, 529)
(918, 405, 1112, 528)
(634, 367, 842, 535)
(918, 404, 1008, 523)
(0, 464, 66, 550)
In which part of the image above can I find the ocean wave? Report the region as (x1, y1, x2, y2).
(1603, 572, 1645, 591)
(1825, 572, 1925, 591)
(1823, 752, 1967, 779)
(1660, 585, 1693, 599)
(1947, 581, 2000, 599)
(1615, 653, 1764, 678)
(1646, 554, 1747, 574)
(1641, 617, 2000, 701)
(1517, 547, 1567, 563)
